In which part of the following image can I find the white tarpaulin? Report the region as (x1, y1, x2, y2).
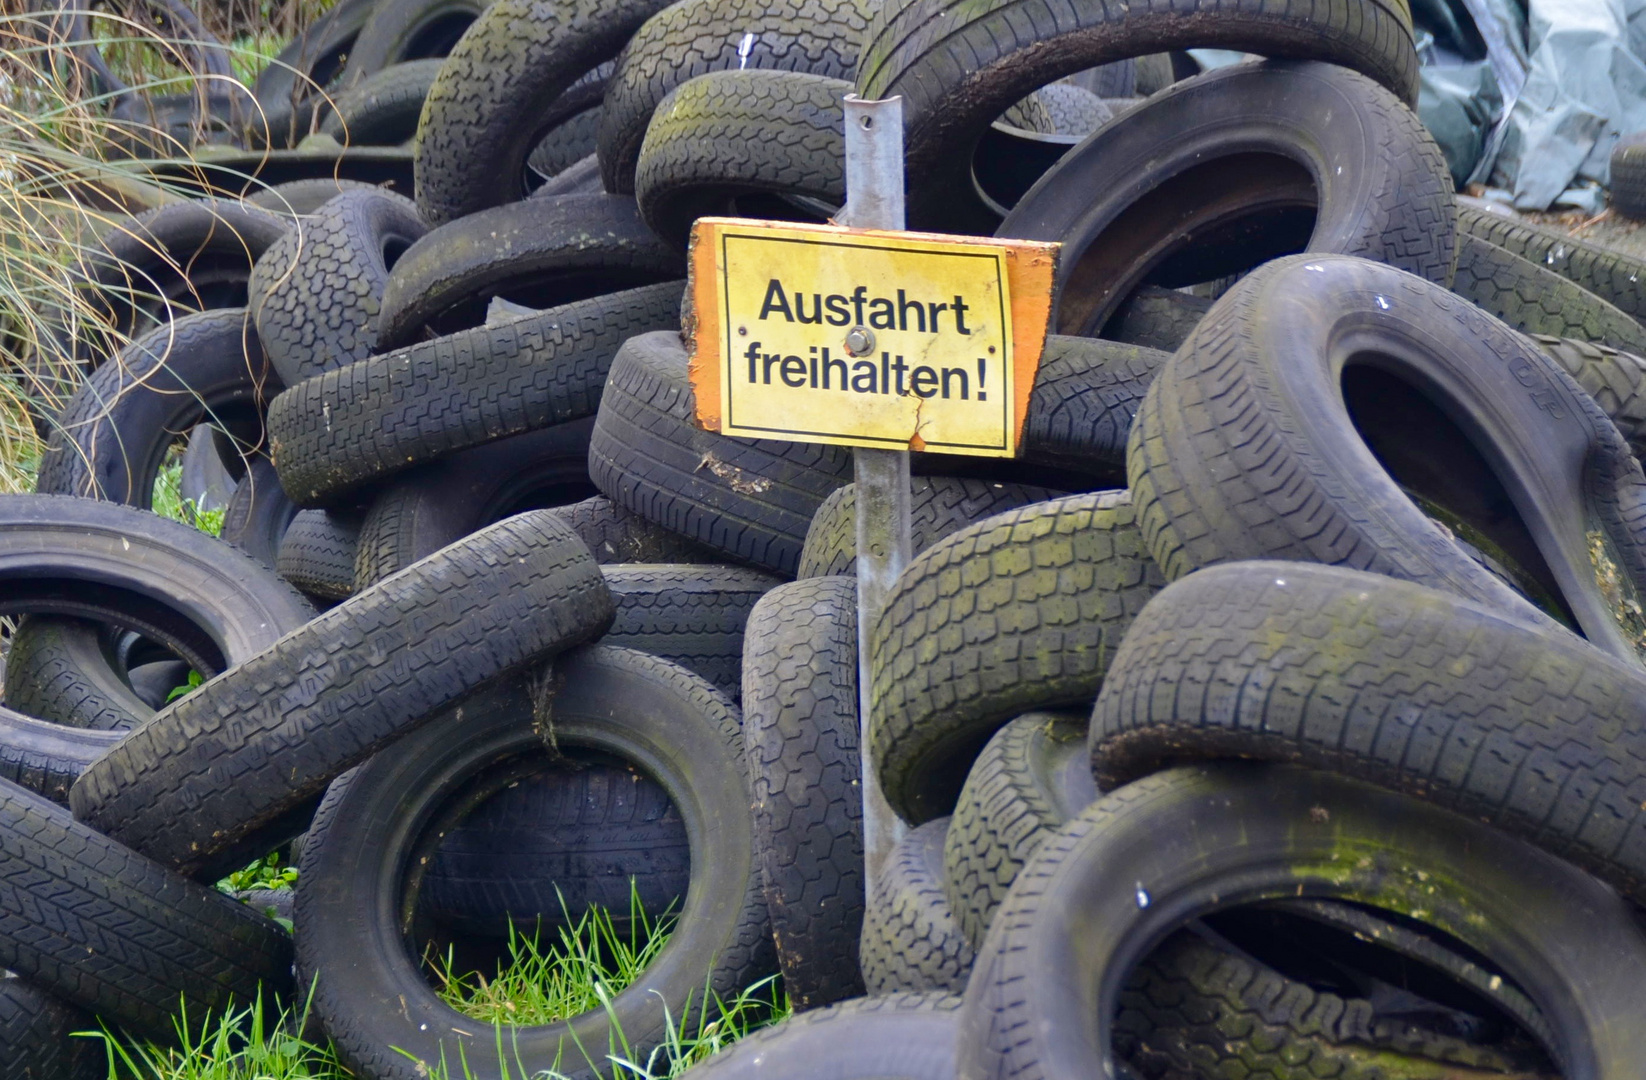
(1489, 0, 1646, 207)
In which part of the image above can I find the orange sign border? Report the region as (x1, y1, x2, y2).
(685, 217, 1058, 453)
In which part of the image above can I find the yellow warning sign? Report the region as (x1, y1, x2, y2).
(687, 218, 1057, 457)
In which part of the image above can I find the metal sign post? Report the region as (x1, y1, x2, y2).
(682, 96, 1058, 892)
(839, 94, 911, 884)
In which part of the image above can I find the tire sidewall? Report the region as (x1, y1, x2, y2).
(298, 646, 761, 1080)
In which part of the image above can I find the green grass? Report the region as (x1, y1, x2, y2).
(151, 454, 227, 535)
(90, 893, 791, 1080)
(91, 993, 345, 1080)
(429, 894, 678, 1027)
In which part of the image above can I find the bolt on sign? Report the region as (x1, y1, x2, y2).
(686, 218, 1058, 458)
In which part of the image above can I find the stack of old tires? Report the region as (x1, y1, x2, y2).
(9, 0, 1646, 1075)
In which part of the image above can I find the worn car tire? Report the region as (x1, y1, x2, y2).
(1609, 132, 1646, 221)
(268, 282, 682, 505)
(1451, 233, 1646, 355)
(342, 0, 490, 85)
(1020, 336, 1167, 477)
(602, 563, 781, 700)
(34, 309, 277, 511)
(416, 754, 690, 939)
(352, 419, 596, 587)
(798, 478, 1064, 578)
(588, 330, 853, 576)
(219, 457, 299, 568)
(1458, 204, 1646, 324)
(245, 178, 375, 216)
(943, 712, 1093, 949)
(1128, 252, 1646, 663)
(1090, 560, 1646, 905)
(250, 0, 377, 148)
(869, 491, 1164, 823)
(69, 510, 613, 882)
(597, 0, 870, 193)
(860, 819, 974, 995)
(375, 193, 682, 348)
(0, 976, 103, 1080)
(0, 495, 312, 780)
(956, 763, 1646, 1080)
(276, 508, 364, 601)
(322, 58, 443, 145)
(0, 776, 292, 1043)
(542, 495, 720, 564)
(996, 61, 1456, 337)
(248, 187, 427, 385)
(1103, 286, 1211, 351)
(741, 577, 864, 1009)
(855, 0, 1417, 232)
(295, 646, 773, 1080)
(634, 70, 847, 248)
(413, 0, 674, 224)
(679, 993, 961, 1080)
(1531, 334, 1646, 457)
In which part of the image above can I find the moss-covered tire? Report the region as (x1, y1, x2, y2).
(1113, 930, 1551, 1079)
(956, 763, 1646, 1080)
(869, 492, 1163, 823)
(1128, 252, 1646, 662)
(294, 646, 774, 1080)
(1089, 560, 1646, 905)
(741, 577, 864, 1009)
(797, 478, 1065, 578)
(413, 0, 673, 224)
(69, 511, 614, 882)
(635, 70, 847, 249)
(375, 193, 682, 348)
(597, 0, 869, 194)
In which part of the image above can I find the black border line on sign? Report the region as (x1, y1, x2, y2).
(718, 229, 1011, 452)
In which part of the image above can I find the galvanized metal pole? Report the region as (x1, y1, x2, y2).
(840, 94, 910, 884)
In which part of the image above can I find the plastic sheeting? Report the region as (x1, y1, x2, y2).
(1483, 0, 1646, 207)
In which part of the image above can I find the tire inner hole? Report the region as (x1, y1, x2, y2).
(1059, 152, 1318, 336)
(403, 747, 690, 1016)
(1108, 904, 1558, 1077)
(1340, 362, 1577, 628)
